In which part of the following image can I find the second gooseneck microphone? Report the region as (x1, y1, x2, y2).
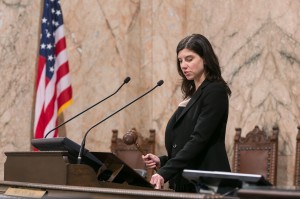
(44, 77, 131, 138)
(77, 80, 164, 164)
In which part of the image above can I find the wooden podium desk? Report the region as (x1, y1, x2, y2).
(2, 181, 300, 199)
(0, 180, 225, 199)
(2, 151, 226, 199)
(5, 150, 300, 199)
(238, 186, 300, 199)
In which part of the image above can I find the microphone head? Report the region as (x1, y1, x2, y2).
(157, 80, 164, 86)
(124, 76, 131, 84)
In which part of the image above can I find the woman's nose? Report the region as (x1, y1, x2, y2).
(181, 62, 188, 69)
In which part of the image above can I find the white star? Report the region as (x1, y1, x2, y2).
(42, 17, 47, 23)
(47, 44, 53, 49)
(46, 32, 51, 38)
(49, 66, 55, 72)
(51, 8, 55, 14)
(56, 10, 61, 16)
(41, 43, 46, 49)
(48, 55, 54, 61)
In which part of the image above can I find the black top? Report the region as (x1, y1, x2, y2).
(157, 79, 231, 192)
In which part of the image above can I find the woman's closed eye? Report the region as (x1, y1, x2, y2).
(178, 56, 193, 64)
(185, 56, 193, 62)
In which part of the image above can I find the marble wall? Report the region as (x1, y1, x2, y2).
(0, 0, 299, 187)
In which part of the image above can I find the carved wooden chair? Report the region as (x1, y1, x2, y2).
(232, 126, 279, 185)
(294, 126, 300, 186)
(111, 127, 156, 181)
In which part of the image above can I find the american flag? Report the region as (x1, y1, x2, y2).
(34, 0, 72, 139)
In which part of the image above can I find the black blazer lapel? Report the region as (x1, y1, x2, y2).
(175, 80, 210, 123)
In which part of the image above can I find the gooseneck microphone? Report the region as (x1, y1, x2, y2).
(44, 77, 131, 138)
(77, 80, 164, 164)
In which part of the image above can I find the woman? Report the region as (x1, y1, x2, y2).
(142, 34, 231, 192)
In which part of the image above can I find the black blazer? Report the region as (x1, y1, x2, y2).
(157, 79, 231, 190)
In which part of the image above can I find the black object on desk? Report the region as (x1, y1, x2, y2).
(182, 169, 272, 196)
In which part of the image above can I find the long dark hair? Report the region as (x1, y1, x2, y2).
(176, 34, 231, 98)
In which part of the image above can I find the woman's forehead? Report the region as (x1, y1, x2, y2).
(178, 48, 197, 58)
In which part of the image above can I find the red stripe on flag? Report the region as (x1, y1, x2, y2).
(57, 86, 73, 109)
(36, 56, 46, 91)
(55, 37, 67, 56)
(56, 61, 70, 81)
(43, 91, 56, 128)
(34, 105, 46, 139)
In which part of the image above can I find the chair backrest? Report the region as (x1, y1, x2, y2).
(294, 126, 300, 186)
(111, 127, 156, 180)
(232, 125, 279, 185)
